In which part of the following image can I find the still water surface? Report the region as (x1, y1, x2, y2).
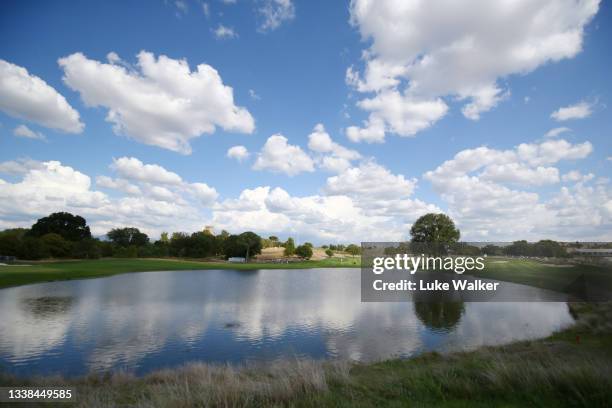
(0, 269, 573, 377)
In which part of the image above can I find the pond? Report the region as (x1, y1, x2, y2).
(0, 269, 573, 377)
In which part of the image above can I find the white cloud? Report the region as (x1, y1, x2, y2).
(325, 160, 416, 202)
(111, 157, 183, 185)
(545, 127, 571, 138)
(307, 123, 361, 172)
(13, 125, 45, 141)
(227, 145, 249, 162)
(213, 185, 438, 242)
(347, 91, 448, 142)
(516, 139, 592, 166)
(58, 51, 254, 154)
(253, 134, 314, 176)
(551, 101, 593, 121)
(346, 117, 386, 143)
(0, 158, 44, 175)
(0, 159, 217, 236)
(108, 156, 218, 205)
(347, 0, 599, 140)
(0, 59, 83, 133)
(424, 138, 610, 240)
(214, 24, 238, 39)
(189, 182, 218, 205)
(257, 0, 295, 32)
(561, 170, 594, 183)
(96, 176, 141, 195)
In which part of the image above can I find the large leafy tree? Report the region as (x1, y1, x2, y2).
(295, 244, 313, 259)
(410, 213, 460, 244)
(224, 232, 262, 260)
(107, 227, 149, 247)
(29, 212, 91, 241)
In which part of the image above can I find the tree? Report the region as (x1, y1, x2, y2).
(18, 237, 49, 260)
(170, 232, 190, 257)
(269, 236, 279, 242)
(345, 244, 361, 256)
(295, 244, 313, 259)
(188, 231, 216, 258)
(0, 228, 28, 256)
(325, 248, 334, 257)
(107, 227, 149, 247)
(410, 213, 460, 244)
(41, 233, 72, 258)
(283, 237, 296, 256)
(224, 232, 262, 260)
(303, 242, 313, 248)
(29, 212, 91, 241)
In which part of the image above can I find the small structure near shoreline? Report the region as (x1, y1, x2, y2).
(228, 257, 246, 263)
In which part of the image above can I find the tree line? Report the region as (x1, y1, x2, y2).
(0, 212, 354, 261)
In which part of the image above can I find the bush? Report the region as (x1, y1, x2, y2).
(295, 244, 313, 259)
(325, 249, 333, 257)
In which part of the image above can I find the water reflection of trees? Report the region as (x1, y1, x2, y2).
(414, 302, 465, 331)
(21, 296, 74, 318)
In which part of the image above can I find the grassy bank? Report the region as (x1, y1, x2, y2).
(0, 257, 361, 289)
(2, 302, 610, 407)
(473, 258, 612, 294)
(1, 256, 610, 294)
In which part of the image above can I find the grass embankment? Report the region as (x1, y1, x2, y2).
(1, 256, 609, 294)
(0, 257, 361, 289)
(2, 302, 610, 407)
(475, 258, 612, 294)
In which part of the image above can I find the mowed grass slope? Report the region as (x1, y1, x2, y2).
(0, 256, 609, 293)
(0, 257, 361, 289)
(477, 258, 612, 294)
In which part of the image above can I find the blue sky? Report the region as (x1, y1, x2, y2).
(0, 0, 610, 243)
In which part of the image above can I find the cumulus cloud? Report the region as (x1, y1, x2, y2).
(253, 134, 314, 176)
(545, 127, 571, 138)
(13, 125, 45, 141)
(257, 0, 295, 32)
(0, 59, 84, 133)
(58, 51, 254, 154)
(424, 138, 610, 240)
(516, 139, 592, 166)
(0, 158, 45, 175)
(551, 101, 593, 121)
(108, 156, 218, 205)
(346, 91, 448, 142)
(0, 158, 217, 236)
(561, 170, 594, 183)
(227, 145, 250, 162)
(212, 185, 438, 242)
(96, 176, 141, 195)
(110, 157, 183, 185)
(307, 124, 361, 172)
(346, 0, 599, 141)
(325, 160, 416, 202)
(213, 24, 238, 39)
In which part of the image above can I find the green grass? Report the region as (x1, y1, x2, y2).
(2, 302, 610, 407)
(1, 256, 609, 295)
(0, 257, 361, 289)
(476, 258, 612, 294)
